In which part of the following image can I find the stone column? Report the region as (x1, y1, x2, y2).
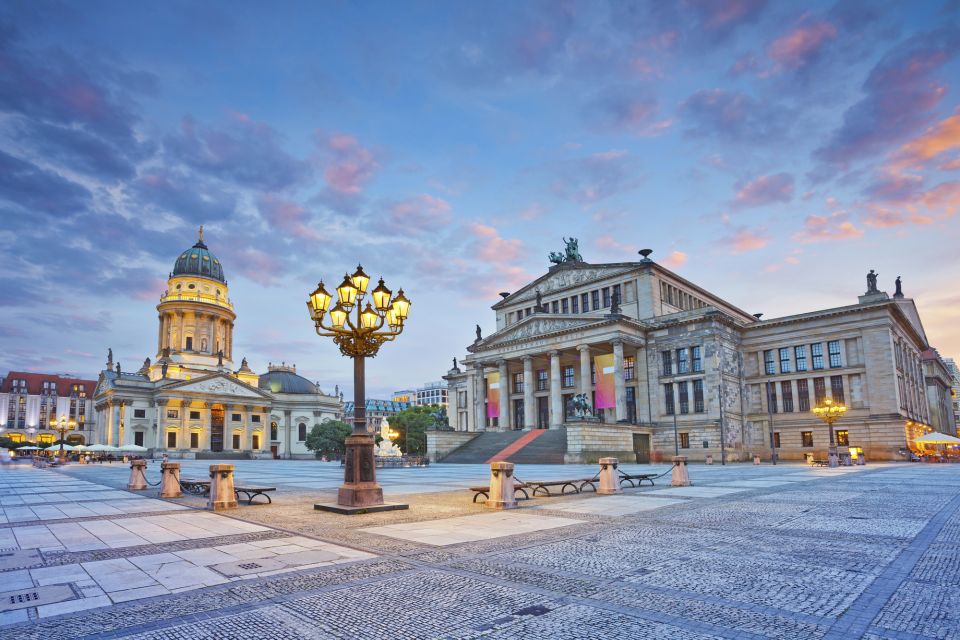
(613, 340, 627, 422)
(522, 356, 535, 429)
(578, 345, 592, 399)
(177, 311, 185, 351)
(156, 401, 166, 449)
(597, 457, 621, 495)
(486, 461, 518, 510)
(159, 462, 182, 498)
(549, 350, 563, 429)
(208, 464, 238, 510)
(671, 455, 691, 486)
(283, 410, 292, 458)
(475, 366, 487, 432)
(497, 359, 510, 431)
(127, 460, 147, 490)
(111, 402, 121, 446)
(156, 315, 163, 356)
(465, 368, 476, 432)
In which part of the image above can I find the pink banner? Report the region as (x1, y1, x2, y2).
(594, 354, 615, 409)
(486, 372, 500, 418)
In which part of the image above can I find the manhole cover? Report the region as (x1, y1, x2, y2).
(211, 558, 286, 577)
(0, 585, 74, 612)
(0, 549, 43, 571)
(238, 562, 262, 570)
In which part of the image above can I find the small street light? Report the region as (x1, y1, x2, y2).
(49, 414, 78, 460)
(307, 265, 410, 513)
(812, 398, 847, 468)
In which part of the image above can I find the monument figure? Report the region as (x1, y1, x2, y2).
(535, 288, 544, 311)
(570, 393, 593, 419)
(866, 269, 878, 293)
(475, 324, 482, 341)
(452, 357, 458, 370)
(106, 348, 113, 368)
(894, 276, 903, 298)
(161, 362, 168, 378)
(548, 237, 584, 264)
(217, 349, 224, 367)
(115, 362, 121, 374)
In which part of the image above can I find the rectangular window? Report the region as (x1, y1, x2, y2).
(134, 409, 146, 418)
(232, 434, 241, 449)
(781, 381, 793, 412)
(251, 414, 261, 423)
(773, 432, 781, 448)
(190, 432, 199, 448)
(571, 296, 579, 313)
(561, 298, 569, 314)
(801, 431, 813, 447)
(252, 434, 260, 449)
(525, 308, 532, 317)
(562, 366, 575, 388)
(664, 383, 675, 415)
(692, 346, 702, 373)
(830, 375, 845, 404)
(232, 413, 241, 421)
(591, 290, 600, 310)
(693, 379, 704, 413)
(797, 379, 810, 412)
(677, 348, 689, 374)
(767, 382, 778, 413)
(167, 432, 177, 448)
(537, 369, 548, 391)
(514, 373, 524, 394)
(591, 363, 596, 385)
(613, 284, 621, 306)
(134, 431, 145, 447)
(189, 410, 200, 420)
(763, 350, 776, 375)
(167, 409, 178, 419)
(836, 430, 849, 446)
(779, 347, 791, 373)
(813, 377, 826, 405)
(678, 381, 689, 414)
(550, 300, 558, 314)
(812, 343, 824, 370)
(828, 340, 842, 368)
(581, 293, 589, 312)
(624, 356, 635, 381)
(794, 345, 807, 371)
(662, 351, 673, 376)
(679, 432, 690, 449)
(602, 287, 611, 308)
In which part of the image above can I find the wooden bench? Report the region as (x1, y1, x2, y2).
(618, 472, 658, 488)
(179, 479, 211, 495)
(234, 486, 276, 505)
(522, 478, 597, 497)
(811, 459, 829, 467)
(470, 482, 529, 503)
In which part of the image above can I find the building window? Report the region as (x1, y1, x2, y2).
(693, 379, 704, 413)
(185, 336, 193, 351)
(167, 432, 177, 448)
(767, 382, 778, 413)
(795, 345, 807, 371)
(190, 432, 199, 448)
(679, 432, 690, 449)
(773, 432, 781, 448)
(830, 375, 845, 404)
(624, 356, 635, 381)
(801, 431, 813, 447)
(677, 348, 689, 374)
(537, 369, 548, 391)
(525, 308, 532, 317)
(562, 366, 575, 388)
(134, 409, 146, 418)
(571, 296, 579, 313)
(270, 421, 279, 440)
(233, 433, 241, 449)
(298, 422, 307, 441)
(581, 293, 589, 312)
(251, 414, 261, 423)
(252, 434, 260, 449)
(167, 409, 178, 419)
(662, 351, 673, 376)
(591, 363, 597, 385)
(232, 413, 241, 421)
(602, 287, 611, 308)
(613, 284, 621, 306)
(561, 298, 569, 314)
(779, 348, 791, 373)
(551, 300, 559, 314)
(781, 381, 793, 412)
(828, 340, 842, 368)
(692, 346, 702, 373)
(678, 381, 689, 414)
(836, 430, 849, 446)
(664, 383, 675, 415)
(763, 350, 775, 375)
(797, 379, 810, 412)
(513, 373, 524, 394)
(190, 410, 200, 420)
(591, 290, 600, 310)
(813, 377, 826, 405)
(811, 343, 824, 370)
(134, 432, 145, 447)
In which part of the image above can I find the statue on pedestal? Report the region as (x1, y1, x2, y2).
(894, 276, 904, 298)
(374, 418, 403, 457)
(475, 324, 482, 341)
(866, 269, 878, 293)
(106, 348, 113, 369)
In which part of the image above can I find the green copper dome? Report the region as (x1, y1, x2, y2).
(172, 228, 225, 283)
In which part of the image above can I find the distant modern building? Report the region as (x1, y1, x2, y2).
(92, 228, 342, 459)
(416, 381, 448, 407)
(392, 389, 416, 404)
(343, 399, 411, 432)
(944, 357, 960, 433)
(0, 372, 98, 445)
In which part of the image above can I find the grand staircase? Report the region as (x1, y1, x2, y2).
(440, 428, 567, 464)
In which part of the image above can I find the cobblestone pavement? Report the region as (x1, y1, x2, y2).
(1, 460, 959, 639)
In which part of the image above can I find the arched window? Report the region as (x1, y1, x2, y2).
(201, 338, 208, 352)
(270, 421, 278, 440)
(298, 422, 307, 441)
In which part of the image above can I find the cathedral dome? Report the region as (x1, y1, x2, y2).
(172, 227, 225, 283)
(259, 366, 318, 394)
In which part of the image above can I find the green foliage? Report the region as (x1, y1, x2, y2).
(304, 419, 351, 458)
(0, 437, 27, 450)
(389, 405, 437, 455)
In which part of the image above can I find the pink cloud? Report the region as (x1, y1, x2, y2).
(594, 235, 634, 259)
(733, 173, 794, 208)
(133, 277, 168, 301)
(890, 107, 960, 170)
(696, 0, 768, 31)
(469, 223, 523, 263)
(721, 226, 770, 253)
(661, 251, 688, 268)
(258, 194, 321, 240)
(387, 194, 452, 233)
(768, 18, 837, 69)
(231, 247, 283, 286)
(793, 213, 864, 243)
(318, 133, 379, 194)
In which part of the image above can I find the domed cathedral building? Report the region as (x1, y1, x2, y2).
(92, 228, 342, 459)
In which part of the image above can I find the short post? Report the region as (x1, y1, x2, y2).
(671, 456, 691, 487)
(159, 462, 182, 498)
(705, 454, 714, 465)
(597, 457, 621, 495)
(127, 459, 148, 490)
(486, 461, 518, 510)
(208, 464, 238, 511)
(753, 454, 761, 465)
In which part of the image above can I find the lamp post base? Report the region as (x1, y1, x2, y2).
(320, 433, 409, 514)
(828, 445, 839, 468)
(314, 501, 408, 515)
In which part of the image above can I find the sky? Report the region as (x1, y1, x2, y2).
(0, 0, 958, 398)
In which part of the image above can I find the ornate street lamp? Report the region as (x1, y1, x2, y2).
(307, 265, 410, 514)
(49, 414, 78, 460)
(812, 398, 847, 468)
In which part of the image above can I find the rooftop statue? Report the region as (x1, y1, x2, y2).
(548, 237, 583, 265)
(866, 269, 878, 293)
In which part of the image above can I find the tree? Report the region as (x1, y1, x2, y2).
(389, 405, 436, 455)
(304, 419, 351, 459)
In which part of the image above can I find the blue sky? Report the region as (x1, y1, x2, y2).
(1, 0, 958, 397)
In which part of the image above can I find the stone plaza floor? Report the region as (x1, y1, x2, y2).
(0, 459, 958, 639)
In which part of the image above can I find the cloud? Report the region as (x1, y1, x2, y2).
(733, 173, 794, 208)
(767, 17, 837, 70)
(12, 120, 148, 180)
(720, 226, 770, 253)
(0, 149, 91, 217)
(385, 194, 452, 234)
(680, 89, 788, 142)
(551, 150, 643, 205)
(890, 107, 960, 170)
(661, 251, 688, 268)
(257, 195, 322, 241)
(468, 223, 523, 263)
(318, 133, 379, 194)
(582, 86, 671, 135)
(793, 212, 864, 243)
(133, 168, 239, 223)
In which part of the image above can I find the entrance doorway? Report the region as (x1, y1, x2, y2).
(513, 400, 524, 430)
(210, 405, 225, 452)
(537, 397, 549, 429)
(633, 433, 651, 463)
(270, 445, 279, 459)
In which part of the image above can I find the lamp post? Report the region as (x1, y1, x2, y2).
(812, 398, 847, 468)
(49, 415, 77, 460)
(307, 265, 411, 514)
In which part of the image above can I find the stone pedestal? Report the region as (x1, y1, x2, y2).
(705, 454, 713, 465)
(753, 454, 761, 465)
(671, 456, 691, 487)
(315, 434, 409, 514)
(208, 464, 238, 511)
(159, 462, 182, 498)
(486, 461, 518, 510)
(127, 460, 147, 490)
(597, 457, 621, 495)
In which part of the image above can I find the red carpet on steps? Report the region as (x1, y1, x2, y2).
(486, 429, 547, 464)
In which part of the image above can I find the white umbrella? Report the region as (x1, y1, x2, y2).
(44, 444, 78, 451)
(915, 432, 960, 445)
(86, 443, 119, 452)
(120, 444, 148, 452)
(18, 445, 40, 451)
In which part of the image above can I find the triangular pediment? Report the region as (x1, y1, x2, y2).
(894, 299, 929, 346)
(474, 315, 606, 350)
(494, 263, 639, 309)
(162, 373, 272, 399)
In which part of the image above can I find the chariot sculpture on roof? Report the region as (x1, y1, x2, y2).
(548, 237, 583, 265)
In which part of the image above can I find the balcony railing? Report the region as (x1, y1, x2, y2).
(159, 291, 234, 310)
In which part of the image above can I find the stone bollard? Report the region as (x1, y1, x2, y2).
(597, 457, 622, 495)
(753, 454, 761, 465)
(127, 460, 148, 490)
(671, 456, 692, 487)
(486, 461, 518, 510)
(159, 462, 183, 498)
(208, 464, 238, 511)
(705, 454, 713, 465)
